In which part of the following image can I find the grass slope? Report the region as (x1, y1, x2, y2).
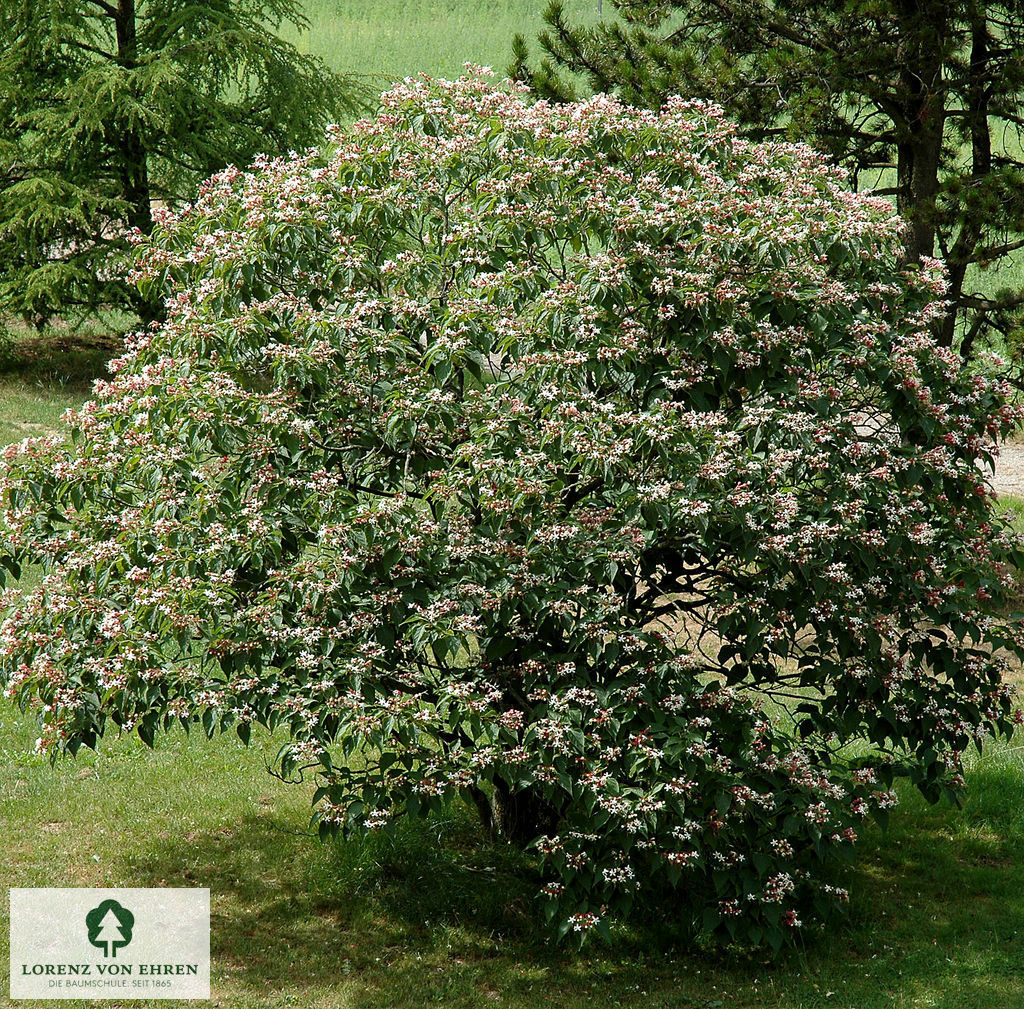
(0, 328, 122, 443)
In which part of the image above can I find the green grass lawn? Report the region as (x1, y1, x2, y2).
(282, 0, 610, 86)
(996, 493, 1024, 530)
(0, 326, 122, 443)
(1, 702, 1024, 1009)
(3, 531, 1021, 1003)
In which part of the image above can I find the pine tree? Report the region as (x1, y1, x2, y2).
(511, 1, 1024, 355)
(0, 0, 368, 326)
(94, 910, 125, 958)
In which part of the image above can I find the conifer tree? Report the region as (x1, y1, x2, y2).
(511, 1, 1024, 356)
(0, 0, 367, 325)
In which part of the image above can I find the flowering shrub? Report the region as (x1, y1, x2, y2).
(2, 70, 1023, 949)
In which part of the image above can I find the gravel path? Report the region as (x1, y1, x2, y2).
(991, 444, 1024, 498)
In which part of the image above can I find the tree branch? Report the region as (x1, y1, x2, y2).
(84, 0, 119, 18)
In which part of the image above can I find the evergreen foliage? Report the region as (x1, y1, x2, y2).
(511, 1, 1024, 355)
(0, 0, 367, 325)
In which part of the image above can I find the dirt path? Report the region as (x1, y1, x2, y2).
(993, 444, 1024, 499)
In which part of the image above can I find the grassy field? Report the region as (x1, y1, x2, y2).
(0, 327, 121, 444)
(280, 0, 610, 86)
(2, 700, 1024, 1009)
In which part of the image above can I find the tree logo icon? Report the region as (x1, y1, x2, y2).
(85, 899, 135, 958)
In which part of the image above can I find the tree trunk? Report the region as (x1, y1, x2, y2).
(114, 0, 160, 322)
(938, 1, 992, 351)
(113, 0, 151, 235)
(894, 2, 947, 273)
(472, 777, 560, 845)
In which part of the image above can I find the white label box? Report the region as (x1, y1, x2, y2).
(10, 888, 209, 1000)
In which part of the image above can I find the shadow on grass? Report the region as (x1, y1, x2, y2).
(829, 759, 1024, 1009)
(115, 758, 1024, 1008)
(124, 803, 708, 1005)
(125, 804, 543, 974)
(0, 328, 123, 391)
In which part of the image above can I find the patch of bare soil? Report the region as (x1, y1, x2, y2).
(992, 444, 1024, 498)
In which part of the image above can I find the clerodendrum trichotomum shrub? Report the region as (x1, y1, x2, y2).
(2, 71, 1023, 948)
